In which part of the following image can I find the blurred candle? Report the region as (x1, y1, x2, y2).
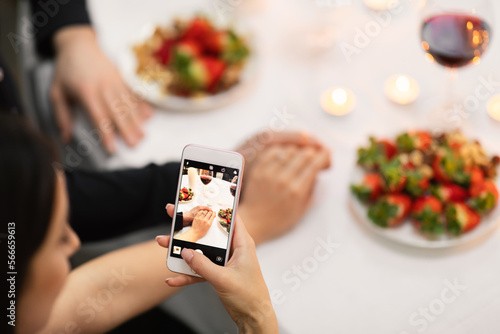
(363, 0, 399, 11)
(487, 94, 500, 121)
(188, 167, 198, 191)
(384, 75, 419, 105)
(321, 87, 356, 116)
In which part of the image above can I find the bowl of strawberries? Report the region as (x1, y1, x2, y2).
(350, 130, 499, 248)
(121, 16, 254, 111)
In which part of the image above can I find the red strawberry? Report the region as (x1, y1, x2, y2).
(182, 17, 213, 42)
(380, 139, 397, 160)
(350, 173, 384, 202)
(396, 131, 433, 152)
(432, 155, 452, 183)
(154, 38, 176, 65)
(368, 194, 412, 227)
(468, 166, 485, 196)
(431, 183, 468, 203)
(469, 179, 499, 214)
(446, 202, 481, 234)
(200, 56, 226, 90)
(203, 31, 228, 54)
(411, 196, 444, 234)
(380, 159, 407, 193)
(357, 137, 396, 170)
(405, 169, 430, 197)
(432, 151, 470, 185)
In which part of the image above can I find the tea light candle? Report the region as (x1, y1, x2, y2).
(364, 0, 399, 11)
(321, 87, 356, 116)
(384, 75, 419, 105)
(487, 94, 500, 121)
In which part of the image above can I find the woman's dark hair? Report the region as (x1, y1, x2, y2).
(0, 114, 60, 333)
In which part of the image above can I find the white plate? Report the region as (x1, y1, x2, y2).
(117, 21, 257, 112)
(349, 165, 500, 249)
(218, 219, 230, 235)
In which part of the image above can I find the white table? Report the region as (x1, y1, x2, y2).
(87, 0, 500, 333)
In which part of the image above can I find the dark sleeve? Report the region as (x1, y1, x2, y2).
(30, 0, 91, 57)
(174, 212, 184, 232)
(0, 56, 23, 114)
(65, 162, 180, 242)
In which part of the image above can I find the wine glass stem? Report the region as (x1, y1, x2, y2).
(446, 67, 458, 107)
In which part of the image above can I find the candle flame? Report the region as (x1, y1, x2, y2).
(331, 89, 347, 105)
(396, 76, 410, 92)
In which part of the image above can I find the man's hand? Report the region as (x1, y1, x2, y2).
(52, 26, 152, 153)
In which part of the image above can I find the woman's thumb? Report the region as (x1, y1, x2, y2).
(181, 249, 224, 285)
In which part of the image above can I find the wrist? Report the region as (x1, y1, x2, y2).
(238, 206, 265, 246)
(54, 26, 96, 53)
(235, 301, 279, 334)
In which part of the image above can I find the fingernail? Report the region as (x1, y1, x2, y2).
(165, 277, 172, 284)
(181, 249, 194, 263)
(155, 235, 166, 241)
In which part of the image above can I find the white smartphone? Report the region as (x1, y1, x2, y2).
(167, 144, 244, 277)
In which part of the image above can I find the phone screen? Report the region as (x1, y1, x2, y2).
(170, 159, 240, 266)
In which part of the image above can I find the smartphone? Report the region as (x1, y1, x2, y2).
(167, 144, 244, 277)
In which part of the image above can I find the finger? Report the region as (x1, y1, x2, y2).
(165, 203, 175, 217)
(80, 88, 116, 154)
(196, 205, 212, 212)
(291, 151, 326, 191)
(281, 146, 316, 179)
(155, 235, 170, 248)
(103, 89, 144, 147)
(231, 215, 254, 250)
(180, 248, 225, 283)
(50, 82, 74, 143)
(138, 99, 153, 120)
(165, 275, 205, 287)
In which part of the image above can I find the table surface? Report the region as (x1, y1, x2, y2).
(87, 0, 500, 332)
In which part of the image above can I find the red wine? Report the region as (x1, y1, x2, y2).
(200, 175, 212, 185)
(230, 184, 236, 197)
(421, 14, 490, 68)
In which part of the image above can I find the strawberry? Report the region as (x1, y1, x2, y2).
(154, 38, 176, 65)
(203, 31, 227, 54)
(396, 131, 433, 152)
(405, 169, 430, 197)
(432, 150, 470, 185)
(368, 194, 412, 227)
(468, 166, 484, 196)
(350, 173, 384, 203)
(411, 196, 444, 235)
(182, 17, 213, 42)
(200, 56, 226, 90)
(430, 183, 468, 203)
(380, 159, 407, 193)
(357, 137, 397, 170)
(380, 140, 397, 160)
(469, 179, 499, 214)
(446, 202, 481, 235)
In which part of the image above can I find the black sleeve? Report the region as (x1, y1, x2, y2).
(30, 0, 91, 57)
(65, 162, 180, 242)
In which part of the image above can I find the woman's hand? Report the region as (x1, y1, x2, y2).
(238, 143, 331, 245)
(52, 26, 152, 153)
(166, 204, 212, 227)
(175, 210, 215, 242)
(156, 216, 279, 333)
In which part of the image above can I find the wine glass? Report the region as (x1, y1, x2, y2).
(419, 0, 493, 128)
(200, 169, 214, 198)
(230, 175, 238, 197)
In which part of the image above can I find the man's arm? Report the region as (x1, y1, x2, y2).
(30, 0, 91, 57)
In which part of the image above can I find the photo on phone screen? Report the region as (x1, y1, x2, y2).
(170, 159, 240, 266)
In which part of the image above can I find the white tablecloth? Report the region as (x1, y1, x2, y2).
(87, 0, 500, 332)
